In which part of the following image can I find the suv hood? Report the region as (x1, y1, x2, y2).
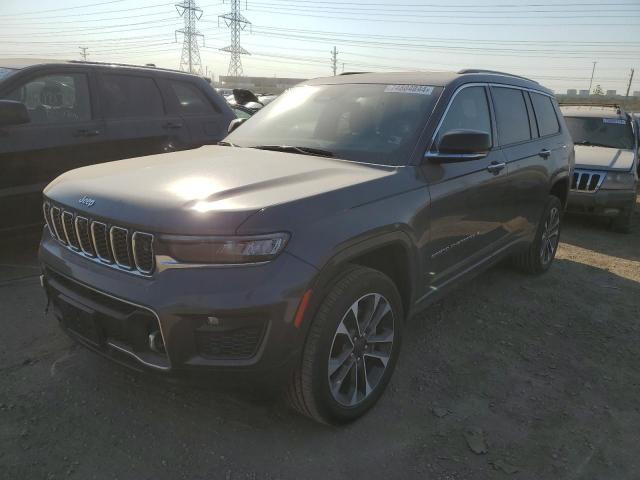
(44, 146, 394, 235)
(574, 145, 636, 172)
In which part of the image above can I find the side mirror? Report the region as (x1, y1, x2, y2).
(425, 129, 490, 162)
(0, 100, 30, 127)
(228, 117, 246, 134)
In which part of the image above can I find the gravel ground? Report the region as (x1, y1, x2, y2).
(1, 195, 639, 480)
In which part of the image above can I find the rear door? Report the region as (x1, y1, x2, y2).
(0, 68, 106, 231)
(98, 72, 182, 159)
(162, 77, 230, 147)
(421, 84, 512, 290)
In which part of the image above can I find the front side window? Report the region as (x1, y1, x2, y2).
(226, 83, 443, 165)
(435, 86, 492, 147)
(492, 87, 531, 145)
(170, 81, 215, 115)
(0, 67, 18, 81)
(4, 73, 91, 124)
(565, 116, 634, 150)
(530, 92, 560, 137)
(101, 74, 164, 118)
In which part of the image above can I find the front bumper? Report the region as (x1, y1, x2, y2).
(566, 188, 637, 217)
(39, 233, 318, 379)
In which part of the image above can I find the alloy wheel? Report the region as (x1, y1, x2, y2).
(327, 293, 395, 407)
(540, 206, 560, 265)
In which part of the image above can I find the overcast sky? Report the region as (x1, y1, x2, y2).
(1, 0, 639, 93)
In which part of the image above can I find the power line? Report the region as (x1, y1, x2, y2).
(219, 0, 251, 77)
(175, 0, 205, 74)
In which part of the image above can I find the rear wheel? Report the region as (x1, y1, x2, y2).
(286, 266, 403, 424)
(512, 195, 562, 274)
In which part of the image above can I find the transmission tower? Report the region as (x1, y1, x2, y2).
(79, 46, 88, 61)
(175, 0, 204, 75)
(219, 0, 251, 77)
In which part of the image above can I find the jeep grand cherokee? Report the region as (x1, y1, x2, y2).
(39, 70, 573, 424)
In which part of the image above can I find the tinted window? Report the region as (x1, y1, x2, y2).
(170, 81, 215, 114)
(226, 83, 443, 165)
(530, 93, 560, 137)
(492, 87, 531, 145)
(564, 116, 634, 150)
(435, 86, 492, 147)
(0, 67, 18, 81)
(232, 107, 251, 119)
(101, 74, 164, 118)
(5, 73, 90, 124)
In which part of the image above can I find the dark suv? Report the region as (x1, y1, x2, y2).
(0, 59, 234, 232)
(39, 70, 573, 424)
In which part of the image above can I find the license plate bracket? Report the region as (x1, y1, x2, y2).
(57, 294, 104, 347)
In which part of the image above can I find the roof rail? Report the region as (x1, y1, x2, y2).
(457, 69, 539, 84)
(67, 60, 188, 75)
(558, 102, 623, 114)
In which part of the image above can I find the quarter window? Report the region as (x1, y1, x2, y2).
(170, 81, 215, 114)
(101, 74, 164, 118)
(530, 92, 560, 137)
(5, 73, 91, 124)
(435, 86, 492, 147)
(492, 87, 531, 145)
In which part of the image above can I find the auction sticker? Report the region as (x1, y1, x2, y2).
(384, 84, 434, 95)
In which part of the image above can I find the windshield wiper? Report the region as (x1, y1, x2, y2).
(218, 140, 239, 147)
(575, 140, 615, 149)
(250, 145, 334, 157)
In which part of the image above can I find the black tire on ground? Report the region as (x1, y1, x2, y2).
(610, 207, 633, 234)
(286, 265, 404, 425)
(512, 195, 563, 275)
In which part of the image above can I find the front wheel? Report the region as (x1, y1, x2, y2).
(286, 266, 403, 424)
(512, 195, 562, 274)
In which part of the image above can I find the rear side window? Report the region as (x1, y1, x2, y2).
(4, 73, 91, 124)
(169, 80, 216, 115)
(435, 86, 492, 147)
(101, 74, 164, 118)
(530, 92, 560, 137)
(492, 87, 531, 145)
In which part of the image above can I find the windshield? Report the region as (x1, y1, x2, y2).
(225, 83, 443, 165)
(0, 67, 18, 82)
(565, 116, 635, 150)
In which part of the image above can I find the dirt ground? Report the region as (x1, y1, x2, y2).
(1, 195, 639, 480)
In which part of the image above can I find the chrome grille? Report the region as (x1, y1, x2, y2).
(571, 170, 604, 193)
(43, 201, 154, 276)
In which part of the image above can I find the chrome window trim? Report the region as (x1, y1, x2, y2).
(90, 221, 112, 264)
(132, 231, 155, 275)
(74, 216, 95, 257)
(49, 206, 67, 245)
(61, 211, 80, 251)
(109, 226, 132, 269)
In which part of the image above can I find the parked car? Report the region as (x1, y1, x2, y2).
(230, 104, 254, 119)
(225, 88, 264, 113)
(0, 59, 235, 233)
(561, 104, 638, 232)
(39, 70, 572, 424)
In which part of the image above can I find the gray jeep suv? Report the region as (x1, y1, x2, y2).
(39, 70, 573, 424)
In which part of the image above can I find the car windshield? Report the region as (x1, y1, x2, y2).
(225, 83, 443, 165)
(564, 116, 635, 150)
(0, 67, 18, 81)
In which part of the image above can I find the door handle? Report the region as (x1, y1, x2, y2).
(74, 128, 101, 137)
(486, 161, 506, 174)
(539, 149, 551, 159)
(163, 121, 184, 129)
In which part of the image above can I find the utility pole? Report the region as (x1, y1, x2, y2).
(331, 46, 338, 76)
(588, 61, 597, 94)
(219, 0, 251, 77)
(175, 0, 204, 75)
(625, 68, 635, 97)
(79, 46, 88, 61)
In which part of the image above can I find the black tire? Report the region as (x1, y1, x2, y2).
(286, 265, 404, 425)
(512, 195, 563, 274)
(610, 207, 633, 234)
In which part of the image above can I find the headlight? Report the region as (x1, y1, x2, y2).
(600, 171, 637, 190)
(161, 233, 289, 264)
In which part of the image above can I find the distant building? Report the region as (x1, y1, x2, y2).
(566, 89, 577, 96)
(606, 90, 617, 96)
(578, 89, 590, 96)
(217, 76, 307, 94)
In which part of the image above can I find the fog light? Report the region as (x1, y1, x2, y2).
(148, 330, 165, 353)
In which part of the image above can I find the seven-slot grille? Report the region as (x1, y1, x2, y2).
(43, 201, 155, 275)
(571, 170, 604, 193)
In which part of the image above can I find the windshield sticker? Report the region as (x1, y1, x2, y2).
(384, 85, 434, 95)
(603, 118, 626, 125)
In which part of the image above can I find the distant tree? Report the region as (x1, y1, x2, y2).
(592, 84, 604, 96)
